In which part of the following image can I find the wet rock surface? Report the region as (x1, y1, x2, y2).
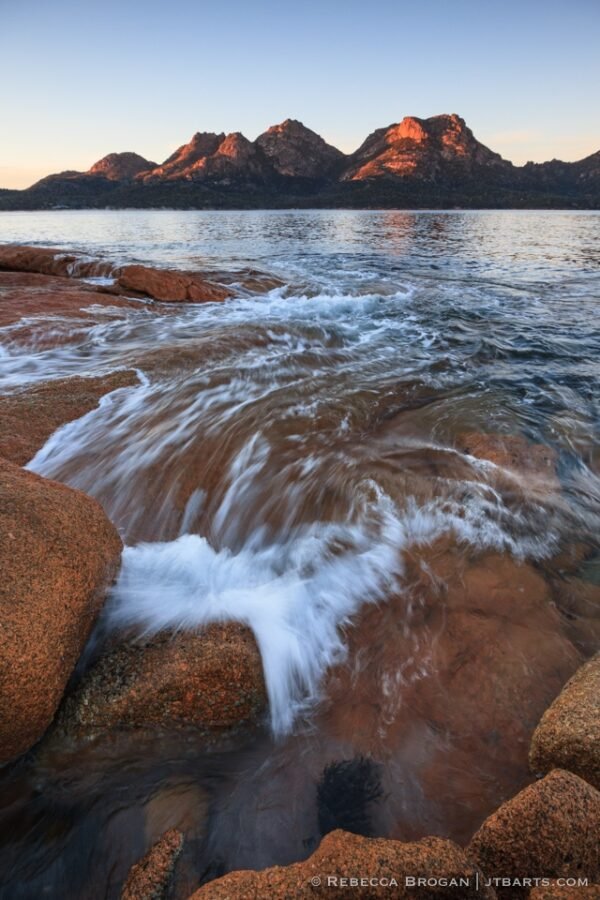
(529, 653, 600, 790)
(0, 244, 114, 279)
(321, 541, 582, 842)
(0, 371, 139, 465)
(0, 268, 140, 328)
(121, 828, 184, 900)
(468, 769, 600, 898)
(0, 244, 281, 306)
(456, 431, 561, 491)
(115, 264, 231, 303)
(55, 624, 267, 743)
(0, 460, 122, 765)
(188, 829, 495, 899)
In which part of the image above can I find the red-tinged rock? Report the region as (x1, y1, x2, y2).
(88, 152, 156, 181)
(0, 269, 140, 328)
(115, 265, 231, 303)
(141, 130, 274, 185)
(548, 577, 600, 656)
(456, 432, 559, 482)
(468, 769, 600, 898)
(187, 830, 495, 899)
(342, 113, 509, 182)
(0, 371, 139, 466)
(0, 244, 114, 279)
(0, 246, 278, 308)
(189, 132, 274, 184)
(121, 828, 184, 900)
(0, 460, 122, 765)
(140, 132, 226, 181)
(0, 245, 226, 301)
(256, 119, 345, 179)
(321, 543, 582, 843)
(530, 653, 600, 790)
(55, 624, 267, 743)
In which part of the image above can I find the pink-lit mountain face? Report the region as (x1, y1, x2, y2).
(342, 114, 509, 181)
(2, 115, 598, 208)
(255, 119, 345, 179)
(88, 152, 158, 180)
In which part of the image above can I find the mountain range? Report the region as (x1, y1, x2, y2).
(1, 114, 599, 209)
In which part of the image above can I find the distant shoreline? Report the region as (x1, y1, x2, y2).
(1, 202, 599, 212)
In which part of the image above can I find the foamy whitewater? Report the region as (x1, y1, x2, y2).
(3, 209, 600, 737)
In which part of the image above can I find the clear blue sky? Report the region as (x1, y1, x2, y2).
(1, 0, 599, 188)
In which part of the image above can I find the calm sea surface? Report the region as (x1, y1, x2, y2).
(0, 210, 599, 897)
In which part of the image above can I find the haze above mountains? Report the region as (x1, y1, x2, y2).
(1, 115, 598, 209)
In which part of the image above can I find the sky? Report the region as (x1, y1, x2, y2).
(1, 0, 599, 189)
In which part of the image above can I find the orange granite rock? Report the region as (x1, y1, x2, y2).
(121, 828, 183, 900)
(530, 653, 600, 790)
(56, 624, 267, 742)
(115, 264, 231, 303)
(468, 770, 600, 898)
(188, 830, 495, 899)
(0, 460, 122, 765)
(456, 432, 559, 482)
(0, 371, 139, 465)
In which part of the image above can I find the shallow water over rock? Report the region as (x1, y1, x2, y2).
(0, 210, 599, 897)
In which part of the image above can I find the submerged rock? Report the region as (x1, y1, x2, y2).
(144, 780, 209, 847)
(0, 371, 139, 466)
(188, 829, 495, 898)
(456, 432, 560, 488)
(56, 624, 267, 743)
(529, 653, 600, 790)
(322, 542, 582, 843)
(468, 769, 600, 898)
(547, 577, 600, 657)
(121, 828, 183, 900)
(0, 460, 122, 765)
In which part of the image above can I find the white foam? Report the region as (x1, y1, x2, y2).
(81, 276, 117, 287)
(109, 477, 405, 736)
(105, 441, 561, 737)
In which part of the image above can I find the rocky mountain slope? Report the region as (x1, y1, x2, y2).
(1, 114, 598, 209)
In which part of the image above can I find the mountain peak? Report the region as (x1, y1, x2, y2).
(343, 113, 506, 181)
(10, 113, 598, 209)
(88, 152, 156, 180)
(264, 118, 309, 134)
(256, 120, 344, 179)
(139, 132, 226, 181)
